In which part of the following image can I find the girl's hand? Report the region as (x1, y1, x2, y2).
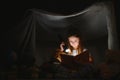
(60, 42, 65, 51)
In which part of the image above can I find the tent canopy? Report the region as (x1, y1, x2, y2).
(2, 1, 119, 66)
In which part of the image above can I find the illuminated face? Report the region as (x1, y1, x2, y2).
(68, 36, 80, 49)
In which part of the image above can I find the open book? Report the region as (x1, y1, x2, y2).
(60, 50, 90, 69)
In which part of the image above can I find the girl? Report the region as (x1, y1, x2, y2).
(55, 33, 93, 63)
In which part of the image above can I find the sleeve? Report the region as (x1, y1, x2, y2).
(54, 49, 63, 62)
(84, 49, 94, 63)
(89, 52, 94, 64)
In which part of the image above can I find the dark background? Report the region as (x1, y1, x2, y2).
(2, 0, 119, 41)
(1, 0, 120, 66)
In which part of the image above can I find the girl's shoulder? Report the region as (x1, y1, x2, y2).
(82, 48, 91, 54)
(83, 48, 88, 52)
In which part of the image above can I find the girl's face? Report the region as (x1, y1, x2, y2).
(68, 36, 80, 49)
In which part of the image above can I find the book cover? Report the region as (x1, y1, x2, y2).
(60, 50, 90, 69)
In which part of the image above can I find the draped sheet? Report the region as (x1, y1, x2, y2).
(4, 1, 119, 66)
